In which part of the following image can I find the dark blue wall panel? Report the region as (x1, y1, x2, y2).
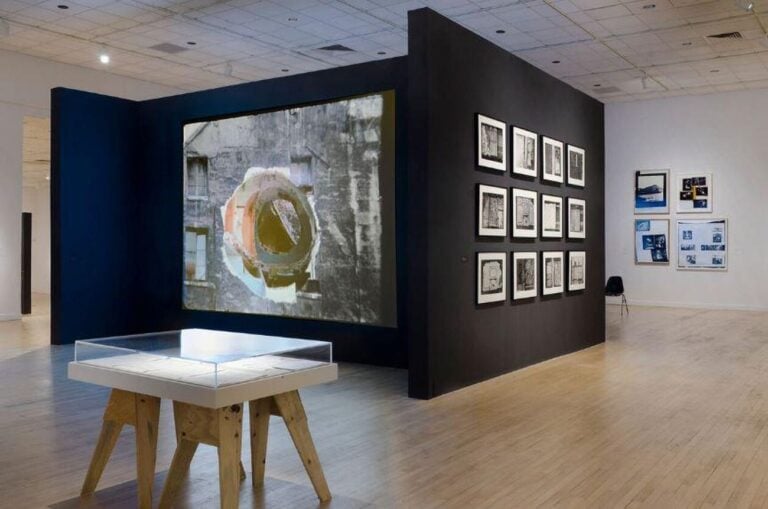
(51, 88, 144, 344)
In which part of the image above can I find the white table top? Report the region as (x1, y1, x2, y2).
(69, 353, 338, 408)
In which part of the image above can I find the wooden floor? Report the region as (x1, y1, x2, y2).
(4, 297, 768, 508)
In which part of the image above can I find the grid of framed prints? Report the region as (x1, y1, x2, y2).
(676, 219, 727, 270)
(633, 169, 724, 272)
(475, 112, 588, 303)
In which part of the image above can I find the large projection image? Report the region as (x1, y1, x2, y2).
(182, 91, 397, 327)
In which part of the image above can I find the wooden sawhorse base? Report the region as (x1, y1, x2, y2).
(159, 390, 331, 509)
(80, 389, 161, 509)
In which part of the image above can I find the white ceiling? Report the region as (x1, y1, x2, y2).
(0, 0, 767, 102)
(22, 116, 50, 189)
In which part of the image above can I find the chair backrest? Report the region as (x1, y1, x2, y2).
(605, 276, 624, 295)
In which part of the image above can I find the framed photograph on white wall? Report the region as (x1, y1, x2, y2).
(542, 251, 564, 295)
(542, 137, 564, 183)
(676, 218, 727, 270)
(567, 145, 585, 187)
(477, 184, 507, 237)
(676, 172, 713, 213)
(477, 252, 507, 304)
(634, 169, 669, 214)
(512, 127, 537, 177)
(512, 188, 537, 238)
(634, 218, 669, 265)
(512, 251, 537, 300)
(477, 114, 506, 172)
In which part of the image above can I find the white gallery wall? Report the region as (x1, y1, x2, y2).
(0, 49, 179, 321)
(606, 88, 768, 310)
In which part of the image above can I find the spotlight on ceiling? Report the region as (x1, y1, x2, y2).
(735, 0, 754, 11)
(496, 29, 506, 34)
(0, 18, 9, 37)
(552, 60, 561, 64)
(642, 3, 656, 9)
(57, 4, 69, 9)
(99, 52, 110, 64)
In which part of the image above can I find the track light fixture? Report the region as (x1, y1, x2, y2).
(735, 0, 754, 12)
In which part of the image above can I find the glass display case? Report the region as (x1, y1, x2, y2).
(73, 328, 333, 388)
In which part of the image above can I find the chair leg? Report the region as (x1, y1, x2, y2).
(622, 294, 629, 315)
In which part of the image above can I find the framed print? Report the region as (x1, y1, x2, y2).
(512, 188, 537, 238)
(568, 197, 586, 239)
(568, 251, 586, 291)
(541, 194, 563, 238)
(477, 114, 506, 171)
(634, 219, 669, 264)
(513, 251, 537, 300)
(542, 251, 564, 295)
(677, 173, 713, 213)
(567, 145, 585, 187)
(477, 252, 507, 304)
(634, 170, 669, 214)
(512, 127, 537, 177)
(542, 136, 564, 183)
(676, 219, 727, 270)
(477, 184, 507, 237)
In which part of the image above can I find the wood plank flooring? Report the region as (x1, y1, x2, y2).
(3, 297, 768, 508)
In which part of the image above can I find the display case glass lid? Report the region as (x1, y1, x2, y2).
(72, 329, 332, 388)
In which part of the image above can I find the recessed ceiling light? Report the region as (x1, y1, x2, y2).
(735, 0, 754, 11)
(288, 17, 298, 22)
(99, 53, 110, 64)
(594, 84, 602, 87)
(377, 51, 386, 55)
(281, 68, 289, 72)
(57, 4, 69, 9)
(642, 3, 656, 9)
(45, 175, 50, 181)
(186, 41, 196, 46)
(682, 41, 692, 46)
(552, 60, 561, 64)
(496, 29, 506, 34)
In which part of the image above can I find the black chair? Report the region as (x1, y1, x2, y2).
(605, 276, 629, 316)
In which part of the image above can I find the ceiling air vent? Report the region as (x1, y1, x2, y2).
(317, 44, 355, 52)
(149, 42, 189, 54)
(592, 86, 622, 95)
(706, 31, 743, 40)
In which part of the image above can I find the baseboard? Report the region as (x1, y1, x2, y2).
(606, 299, 768, 312)
(0, 313, 22, 321)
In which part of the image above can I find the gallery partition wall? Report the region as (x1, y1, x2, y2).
(52, 8, 605, 399)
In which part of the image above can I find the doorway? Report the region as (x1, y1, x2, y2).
(21, 116, 51, 318)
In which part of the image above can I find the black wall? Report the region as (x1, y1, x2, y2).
(52, 58, 411, 369)
(407, 9, 605, 398)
